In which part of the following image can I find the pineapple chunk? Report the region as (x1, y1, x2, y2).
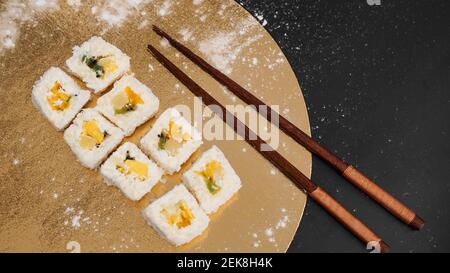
(82, 120, 104, 144)
(98, 56, 118, 75)
(79, 135, 97, 149)
(111, 91, 129, 110)
(124, 159, 148, 179)
(47, 81, 71, 111)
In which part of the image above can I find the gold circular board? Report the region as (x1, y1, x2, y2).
(0, 0, 311, 252)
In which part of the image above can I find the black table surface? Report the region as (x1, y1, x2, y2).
(236, 0, 450, 252)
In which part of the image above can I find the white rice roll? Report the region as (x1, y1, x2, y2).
(66, 36, 130, 93)
(96, 75, 159, 136)
(142, 184, 209, 246)
(31, 67, 90, 130)
(140, 108, 202, 175)
(100, 142, 164, 201)
(64, 108, 124, 169)
(183, 145, 242, 214)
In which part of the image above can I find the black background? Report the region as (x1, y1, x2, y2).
(236, 0, 450, 252)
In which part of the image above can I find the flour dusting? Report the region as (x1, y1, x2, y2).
(0, 0, 59, 54)
(198, 17, 262, 74)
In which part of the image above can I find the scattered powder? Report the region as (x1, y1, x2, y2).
(275, 215, 289, 229)
(270, 168, 277, 175)
(242, 147, 247, 152)
(53, 193, 59, 199)
(157, 0, 172, 17)
(12, 159, 20, 165)
(65, 207, 74, 214)
(160, 37, 169, 47)
(71, 215, 81, 229)
(254, 13, 268, 27)
(198, 17, 262, 74)
(1, 0, 151, 53)
(264, 228, 273, 237)
(94, 0, 150, 28)
(192, 0, 204, 5)
(66, 0, 81, 10)
(178, 28, 193, 42)
(148, 63, 154, 72)
(0, 0, 59, 54)
(64, 207, 85, 230)
(138, 19, 149, 29)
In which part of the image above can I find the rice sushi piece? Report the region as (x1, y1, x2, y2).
(66, 36, 130, 93)
(142, 184, 209, 246)
(31, 67, 91, 130)
(64, 109, 124, 169)
(140, 108, 202, 175)
(100, 142, 164, 201)
(182, 145, 242, 214)
(96, 75, 159, 136)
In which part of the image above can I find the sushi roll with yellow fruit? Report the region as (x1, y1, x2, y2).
(64, 109, 124, 169)
(183, 145, 242, 214)
(66, 36, 130, 93)
(140, 108, 202, 175)
(32, 67, 90, 130)
(100, 142, 164, 201)
(96, 75, 159, 136)
(142, 184, 209, 246)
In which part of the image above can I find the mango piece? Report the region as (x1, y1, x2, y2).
(79, 135, 97, 149)
(124, 159, 148, 179)
(124, 86, 144, 105)
(161, 200, 194, 228)
(169, 120, 191, 142)
(177, 201, 194, 228)
(194, 160, 223, 194)
(47, 81, 71, 111)
(82, 120, 104, 144)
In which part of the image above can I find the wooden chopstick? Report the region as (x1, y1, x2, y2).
(147, 43, 390, 252)
(152, 25, 424, 230)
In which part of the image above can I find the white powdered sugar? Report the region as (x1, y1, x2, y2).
(157, 0, 172, 17)
(198, 17, 262, 74)
(0, 0, 59, 54)
(91, 0, 149, 28)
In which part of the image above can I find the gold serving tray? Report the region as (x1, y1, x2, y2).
(0, 0, 310, 252)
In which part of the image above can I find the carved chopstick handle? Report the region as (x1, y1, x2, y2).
(310, 187, 390, 253)
(343, 166, 424, 230)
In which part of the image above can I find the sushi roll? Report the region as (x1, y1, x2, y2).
(66, 36, 130, 93)
(142, 184, 209, 246)
(183, 146, 242, 214)
(100, 142, 164, 201)
(31, 67, 90, 130)
(64, 109, 124, 169)
(96, 75, 159, 136)
(140, 108, 202, 175)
